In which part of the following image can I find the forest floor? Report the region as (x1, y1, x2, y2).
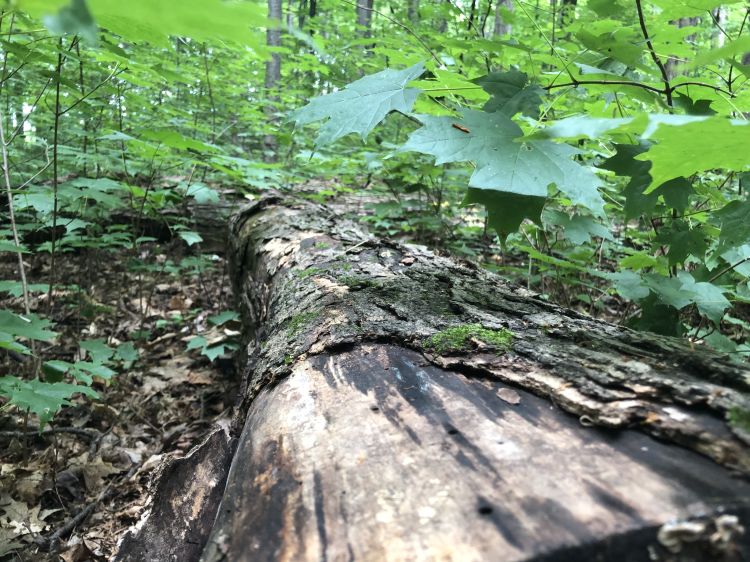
(0, 238, 239, 561)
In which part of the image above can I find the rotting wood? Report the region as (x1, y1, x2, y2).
(116, 193, 750, 561)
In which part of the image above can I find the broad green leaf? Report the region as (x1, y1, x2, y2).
(185, 183, 220, 204)
(115, 342, 139, 365)
(656, 221, 707, 266)
(637, 118, 750, 192)
(462, 189, 545, 238)
(645, 274, 693, 310)
(576, 27, 644, 68)
(42, 0, 97, 43)
(140, 130, 222, 153)
(208, 310, 239, 325)
(0, 240, 30, 254)
(677, 272, 731, 323)
(714, 199, 750, 253)
(411, 69, 489, 103)
(0, 332, 31, 355)
(545, 211, 613, 245)
(80, 339, 115, 364)
(0, 310, 57, 341)
(179, 231, 203, 247)
(402, 109, 605, 215)
(22, 0, 266, 47)
(721, 245, 750, 278)
(187, 336, 207, 350)
(0, 281, 49, 298)
(599, 143, 656, 219)
(0, 376, 98, 427)
(473, 70, 544, 117)
(649, 0, 744, 18)
(607, 270, 650, 301)
(289, 62, 425, 147)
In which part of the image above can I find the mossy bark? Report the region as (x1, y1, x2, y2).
(118, 194, 750, 562)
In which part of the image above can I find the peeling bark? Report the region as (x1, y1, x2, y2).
(118, 194, 750, 561)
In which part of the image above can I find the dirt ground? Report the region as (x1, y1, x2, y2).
(0, 240, 239, 561)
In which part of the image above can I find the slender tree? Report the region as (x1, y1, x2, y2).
(494, 0, 513, 36)
(356, 0, 374, 38)
(264, 0, 282, 158)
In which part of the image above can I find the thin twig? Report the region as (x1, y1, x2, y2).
(635, 0, 673, 108)
(0, 109, 30, 315)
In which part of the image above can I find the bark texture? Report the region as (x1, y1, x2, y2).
(117, 193, 750, 561)
(206, 194, 748, 560)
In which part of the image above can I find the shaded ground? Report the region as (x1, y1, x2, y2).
(0, 240, 239, 561)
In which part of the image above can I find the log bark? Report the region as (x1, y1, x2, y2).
(118, 194, 750, 561)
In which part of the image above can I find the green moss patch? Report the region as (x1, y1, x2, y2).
(287, 311, 320, 337)
(296, 267, 324, 279)
(729, 407, 750, 434)
(425, 324, 513, 354)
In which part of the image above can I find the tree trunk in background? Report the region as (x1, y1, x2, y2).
(665, 17, 699, 80)
(494, 0, 513, 36)
(116, 192, 750, 562)
(712, 6, 727, 49)
(263, 0, 283, 160)
(407, 0, 419, 23)
(356, 0, 374, 38)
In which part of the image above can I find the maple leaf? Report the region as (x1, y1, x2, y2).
(289, 62, 425, 146)
(402, 109, 605, 227)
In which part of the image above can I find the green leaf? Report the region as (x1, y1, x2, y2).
(721, 245, 750, 278)
(201, 344, 227, 362)
(43, 0, 98, 43)
(187, 336, 207, 350)
(630, 294, 682, 336)
(185, 183, 220, 204)
(714, 199, 750, 254)
(179, 231, 203, 247)
(656, 221, 707, 266)
(208, 310, 239, 326)
(115, 342, 139, 365)
(0, 240, 30, 254)
(289, 62, 425, 147)
(599, 143, 656, 219)
(462, 189, 545, 239)
(576, 27, 644, 68)
(23, 0, 266, 47)
(0, 310, 57, 341)
(545, 211, 613, 245)
(644, 274, 693, 310)
(473, 70, 544, 117)
(0, 281, 49, 298)
(677, 272, 731, 323)
(0, 376, 98, 427)
(607, 270, 650, 301)
(402, 109, 605, 215)
(649, 0, 744, 18)
(80, 339, 115, 364)
(637, 118, 750, 192)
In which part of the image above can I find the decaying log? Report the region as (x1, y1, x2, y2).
(118, 193, 750, 561)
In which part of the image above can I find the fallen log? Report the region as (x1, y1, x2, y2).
(117, 194, 750, 562)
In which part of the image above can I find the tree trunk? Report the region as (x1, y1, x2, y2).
(116, 194, 750, 562)
(665, 17, 699, 80)
(263, 0, 283, 159)
(407, 0, 419, 24)
(494, 0, 513, 36)
(356, 0, 374, 38)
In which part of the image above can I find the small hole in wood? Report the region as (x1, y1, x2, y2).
(370, 406, 380, 412)
(446, 426, 459, 435)
(478, 506, 493, 516)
